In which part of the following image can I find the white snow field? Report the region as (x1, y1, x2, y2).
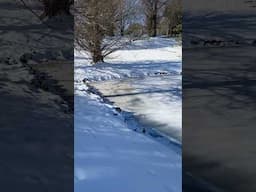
(75, 37, 182, 192)
(75, 37, 181, 81)
(75, 88, 181, 192)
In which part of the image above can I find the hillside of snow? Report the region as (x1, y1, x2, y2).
(75, 37, 182, 192)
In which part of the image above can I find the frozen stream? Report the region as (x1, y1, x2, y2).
(91, 75, 182, 143)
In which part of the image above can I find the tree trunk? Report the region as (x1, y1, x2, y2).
(167, 23, 172, 37)
(152, 13, 157, 37)
(120, 19, 125, 36)
(146, 16, 153, 37)
(92, 39, 104, 63)
(120, 27, 124, 36)
(152, 2, 158, 37)
(146, 2, 158, 37)
(107, 23, 115, 36)
(92, 52, 104, 63)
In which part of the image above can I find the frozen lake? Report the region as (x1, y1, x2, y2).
(91, 75, 182, 143)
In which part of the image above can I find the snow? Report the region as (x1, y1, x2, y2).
(75, 88, 181, 192)
(75, 37, 182, 192)
(75, 38, 181, 82)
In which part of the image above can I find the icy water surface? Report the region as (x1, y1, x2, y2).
(91, 75, 182, 143)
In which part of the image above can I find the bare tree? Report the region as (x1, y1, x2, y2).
(163, 0, 182, 36)
(75, 0, 124, 63)
(117, 0, 140, 36)
(142, 0, 168, 37)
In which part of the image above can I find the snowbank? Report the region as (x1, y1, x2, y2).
(75, 85, 181, 192)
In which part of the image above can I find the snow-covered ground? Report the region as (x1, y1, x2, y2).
(75, 38, 181, 81)
(75, 88, 181, 192)
(75, 37, 182, 191)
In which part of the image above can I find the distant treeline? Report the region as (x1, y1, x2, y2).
(74, 0, 181, 63)
(31, 0, 181, 63)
